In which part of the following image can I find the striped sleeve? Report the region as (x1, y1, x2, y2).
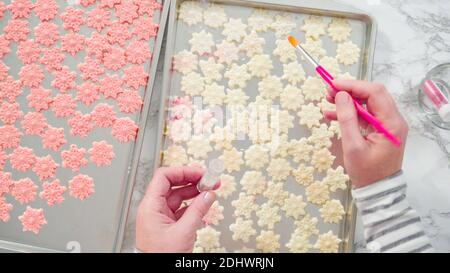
(352, 171, 433, 253)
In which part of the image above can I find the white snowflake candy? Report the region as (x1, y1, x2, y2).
(336, 41, 361, 66)
(294, 214, 319, 237)
(240, 31, 265, 57)
(203, 4, 227, 28)
(235, 247, 255, 253)
(270, 13, 296, 38)
(311, 148, 335, 172)
(267, 158, 291, 182)
(214, 40, 240, 65)
(319, 56, 341, 76)
(199, 57, 224, 83)
(248, 9, 273, 32)
(173, 50, 198, 75)
(280, 85, 304, 111)
(273, 110, 294, 135)
(219, 147, 243, 173)
(256, 230, 280, 253)
(248, 54, 273, 78)
(269, 135, 290, 158)
(202, 82, 225, 106)
(256, 203, 281, 229)
(195, 226, 221, 251)
(225, 88, 249, 106)
(258, 75, 282, 100)
(302, 38, 327, 60)
(309, 124, 333, 149)
(289, 138, 313, 163)
(225, 63, 251, 89)
(319, 98, 336, 113)
(301, 15, 328, 39)
(222, 18, 247, 43)
(178, 1, 203, 26)
(274, 39, 297, 63)
(168, 119, 192, 143)
(263, 182, 288, 206)
(189, 30, 214, 55)
(328, 18, 352, 43)
(181, 71, 204, 96)
(292, 164, 315, 186)
(302, 77, 327, 102)
(323, 166, 349, 192)
(229, 217, 256, 243)
(328, 120, 341, 139)
(305, 181, 330, 205)
(282, 193, 307, 220)
(163, 145, 188, 167)
(320, 199, 345, 224)
(287, 232, 312, 253)
(314, 231, 341, 253)
(297, 103, 323, 129)
(210, 126, 235, 150)
(216, 174, 236, 199)
(188, 158, 206, 169)
(186, 136, 212, 159)
(244, 144, 269, 170)
(232, 192, 257, 218)
(282, 61, 306, 85)
(240, 171, 267, 195)
(337, 72, 356, 80)
(203, 201, 224, 225)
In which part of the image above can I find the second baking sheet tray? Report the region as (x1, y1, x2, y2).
(155, 0, 376, 252)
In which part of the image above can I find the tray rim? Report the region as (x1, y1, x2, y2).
(153, 0, 378, 253)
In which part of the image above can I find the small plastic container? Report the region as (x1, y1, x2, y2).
(197, 158, 224, 192)
(418, 63, 450, 130)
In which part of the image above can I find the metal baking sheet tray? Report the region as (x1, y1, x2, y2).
(0, 0, 170, 253)
(154, 0, 376, 252)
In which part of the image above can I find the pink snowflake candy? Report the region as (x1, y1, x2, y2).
(103, 47, 126, 71)
(51, 66, 76, 92)
(134, 0, 162, 16)
(80, 0, 97, 7)
(0, 172, 13, 195)
(33, 155, 58, 181)
(0, 102, 23, 124)
(86, 32, 111, 56)
(112, 117, 138, 143)
(89, 140, 115, 166)
(0, 125, 22, 150)
(117, 89, 143, 113)
(69, 174, 95, 200)
(61, 6, 85, 32)
(0, 2, 6, 18)
(17, 40, 40, 64)
(0, 151, 7, 171)
(100, 0, 121, 8)
(133, 17, 158, 40)
(40, 48, 65, 71)
(87, 7, 111, 31)
(18, 206, 47, 234)
(19, 64, 44, 87)
(11, 178, 37, 204)
(33, 0, 58, 21)
(27, 87, 52, 112)
(39, 179, 66, 206)
(76, 82, 100, 105)
(61, 144, 88, 171)
(9, 147, 36, 172)
(21, 112, 48, 135)
(99, 75, 123, 99)
(42, 127, 66, 151)
(115, 1, 138, 23)
(0, 197, 13, 222)
(126, 40, 152, 64)
(51, 94, 76, 117)
(34, 22, 59, 46)
(0, 62, 9, 81)
(9, 0, 33, 19)
(78, 57, 105, 81)
(62, 33, 85, 56)
(68, 112, 94, 138)
(0, 36, 10, 58)
(91, 103, 116, 127)
(0, 76, 22, 102)
(4, 19, 30, 42)
(107, 22, 131, 46)
(124, 65, 148, 89)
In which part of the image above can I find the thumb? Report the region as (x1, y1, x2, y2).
(335, 92, 365, 152)
(176, 191, 216, 233)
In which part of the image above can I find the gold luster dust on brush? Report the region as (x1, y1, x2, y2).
(287, 35, 299, 47)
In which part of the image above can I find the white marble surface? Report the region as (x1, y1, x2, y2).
(121, 0, 450, 252)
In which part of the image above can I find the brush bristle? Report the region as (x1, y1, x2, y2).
(287, 35, 298, 47)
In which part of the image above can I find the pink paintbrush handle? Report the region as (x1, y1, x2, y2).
(316, 66, 402, 147)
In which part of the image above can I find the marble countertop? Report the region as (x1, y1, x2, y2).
(121, 0, 450, 252)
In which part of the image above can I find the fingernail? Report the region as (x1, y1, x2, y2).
(203, 191, 215, 203)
